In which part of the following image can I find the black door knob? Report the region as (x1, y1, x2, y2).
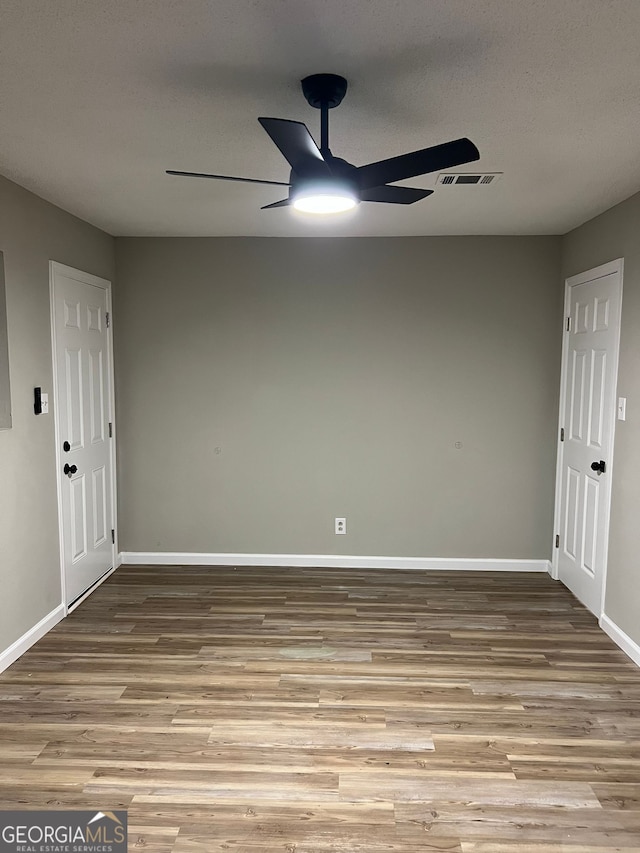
(591, 460, 606, 474)
(63, 463, 78, 477)
(63, 441, 71, 452)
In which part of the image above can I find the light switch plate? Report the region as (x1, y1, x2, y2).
(617, 397, 626, 421)
(41, 392, 49, 414)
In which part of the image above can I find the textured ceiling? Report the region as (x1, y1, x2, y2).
(0, 0, 639, 237)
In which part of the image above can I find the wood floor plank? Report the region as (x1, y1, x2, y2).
(460, 844, 634, 853)
(339, 774, 599, 806)
(0, 564, 639, 851)
(395, 802, 636, 845)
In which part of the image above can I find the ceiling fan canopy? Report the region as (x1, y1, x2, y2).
(167, 73, 480, 214)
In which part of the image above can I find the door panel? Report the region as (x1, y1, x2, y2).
(52, 266, 114, 605)
(569, 349, 586, 441)
(65, 347, 84, 448)
(590, 350, 606, 447)
(583, 477, 599, 574)
(557, 266, 622, 615)
(92, 465, 107, 547)
(564, 466, 580, 560)
(70, 474, 87, 562)
(89, 348, 105, 443)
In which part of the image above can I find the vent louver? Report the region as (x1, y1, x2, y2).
(437, 172, 503, 186)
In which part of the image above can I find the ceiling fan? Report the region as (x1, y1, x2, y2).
(167, 73, 480, 215)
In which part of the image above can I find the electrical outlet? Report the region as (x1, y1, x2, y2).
(335, 517, 346, 534)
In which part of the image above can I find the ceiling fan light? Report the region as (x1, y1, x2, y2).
(291, 181, 358, 215)
(293, 194, 357, 214)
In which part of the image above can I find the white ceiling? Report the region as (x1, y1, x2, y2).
(1, 0, 639, 237)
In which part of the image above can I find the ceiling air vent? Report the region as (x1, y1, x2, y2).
(437, 172, 503, 186)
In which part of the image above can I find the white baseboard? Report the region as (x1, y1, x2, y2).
(0, 604, 65, 675)
(600, 613, 640, 668)
(120, 552, 551, 573)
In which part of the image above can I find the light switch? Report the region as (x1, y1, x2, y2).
(617, 397, 626, 421)
(41, 392, 49, 414)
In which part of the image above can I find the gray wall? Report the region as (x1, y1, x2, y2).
(0, 175, 114, 653)
(115, 236, 562, 559)
(562, 191, 640, 647)
(3, 167, 638, 661)
(0, 253, 12, 429)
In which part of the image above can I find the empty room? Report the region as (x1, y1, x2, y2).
(1, 1, 639, 851)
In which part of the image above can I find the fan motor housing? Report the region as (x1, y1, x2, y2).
(289, 155, 359, 200)
(301, 74, 348, 109)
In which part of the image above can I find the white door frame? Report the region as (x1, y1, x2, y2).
(550, 258, 623, 617)
(49, 261, 119, 614)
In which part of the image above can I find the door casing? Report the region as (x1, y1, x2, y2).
(49, 261, 118, 614)
(551, 257, 623, 619)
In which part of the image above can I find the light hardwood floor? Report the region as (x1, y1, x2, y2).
(1, 565, 640, 852)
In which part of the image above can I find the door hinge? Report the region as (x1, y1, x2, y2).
(111, 529, 115, 544)
(555, 534, 560, 548)
(566, 316, 571, 332)
(106, 312, 110, 328)
(560, 427, 564, 442)
(108, 422, 113, 438)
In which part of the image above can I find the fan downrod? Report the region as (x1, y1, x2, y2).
(301, 74, 348, 109)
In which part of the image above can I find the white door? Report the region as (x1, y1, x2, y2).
(51, 263, 116, 606)
(556, 260, 623, 616)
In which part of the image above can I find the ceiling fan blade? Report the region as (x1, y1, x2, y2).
(258, 118, 330, 177)
(357, 138, 480, 190)
(166, 170, 290, 187)
(261, 198, 291, 210)
(360, 186, 434, 204)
